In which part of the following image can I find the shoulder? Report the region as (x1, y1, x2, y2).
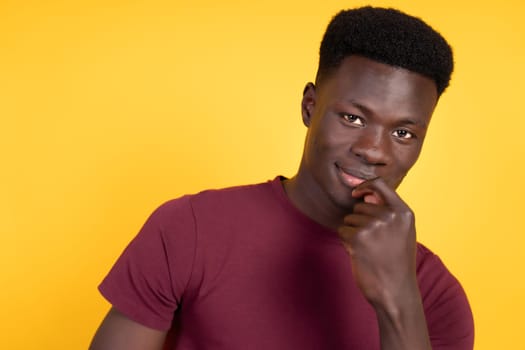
(160, 179, 278, 218)
(150, 179, 272, 215)
(415, 243, 464, 305)
(145, 179, 280, 239)
(415, 243, 462, 289)
(190, 180, 275, 206)
(416, 243, 475, 349)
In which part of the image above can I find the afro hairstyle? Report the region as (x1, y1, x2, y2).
(316, 6, 454, 96)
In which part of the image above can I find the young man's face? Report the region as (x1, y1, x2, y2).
(300, 55, 438, 210)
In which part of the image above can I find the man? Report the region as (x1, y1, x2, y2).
(90, 6, 474, 350)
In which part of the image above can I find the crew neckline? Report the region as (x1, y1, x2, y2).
(268, 176, 342, 243)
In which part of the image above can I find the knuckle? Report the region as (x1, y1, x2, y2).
(378, 210, 395, 223)
(370, 219, 386, 231)
(402, 208, 415, 222)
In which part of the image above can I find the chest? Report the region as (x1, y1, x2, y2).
(174, 231, 380, 349)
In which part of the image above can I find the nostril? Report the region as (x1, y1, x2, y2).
(351, 144, 388, 166)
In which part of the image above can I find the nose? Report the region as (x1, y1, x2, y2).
(350, 127, 390, 165)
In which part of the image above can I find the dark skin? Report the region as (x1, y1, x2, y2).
(90, 55, 439, 349)
(89, 308, 167, 349)
(284, 55, 438, 349)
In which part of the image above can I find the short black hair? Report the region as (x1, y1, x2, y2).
(316, 6, 453, 96)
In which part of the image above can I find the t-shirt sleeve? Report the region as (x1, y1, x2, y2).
(98, 196, 197, 331)
(417, 246, 475, 350)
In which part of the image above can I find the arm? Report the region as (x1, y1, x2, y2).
(92, 198, 197, 350)
(338, 178, 432, 350)
(373, 288, 431, 350)
(89, 307, 168, 350)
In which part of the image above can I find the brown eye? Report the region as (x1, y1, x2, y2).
(342, 114, 364, 126)
(392, 129, 414, 139)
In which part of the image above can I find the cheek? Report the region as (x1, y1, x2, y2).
(309, 136, 347, 168)
(391, 146, 423, 178)
(311, 122, 348, 153)
(397, 155, 417, 172)
(305, 135, 327, 167)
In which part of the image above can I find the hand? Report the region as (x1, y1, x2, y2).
(337, 177, 419, 310)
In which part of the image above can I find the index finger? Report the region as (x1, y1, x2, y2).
(351, 177, 403, 207)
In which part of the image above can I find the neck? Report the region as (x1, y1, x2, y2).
(282, 169, 353, 232)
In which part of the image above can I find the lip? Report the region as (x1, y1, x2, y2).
(335, 163, 375, 188)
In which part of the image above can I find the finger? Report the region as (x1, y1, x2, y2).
(343, 213, 372, 227)
(351, 201, 390, 217)
(364, 193, 381, 204)
(351, 177, 403, 207)
(337, 225, 359, 243)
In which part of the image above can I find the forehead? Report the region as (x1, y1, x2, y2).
(318, 56, 438, 118)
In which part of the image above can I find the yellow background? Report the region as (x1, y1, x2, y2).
(1, 0, 524, 348)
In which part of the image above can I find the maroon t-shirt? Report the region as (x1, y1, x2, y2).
(99, 177, 474, 349)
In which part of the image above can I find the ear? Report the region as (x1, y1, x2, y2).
(301, 82, 316, 127)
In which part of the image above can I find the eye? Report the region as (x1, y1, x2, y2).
(342, 114, 364, 126)
(392, 129, 414, 139)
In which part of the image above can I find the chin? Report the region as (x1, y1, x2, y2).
(334, 197, 360, 213)
(326, 187, 359, 211)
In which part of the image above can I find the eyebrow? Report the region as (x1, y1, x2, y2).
(348, 100, 428, 128)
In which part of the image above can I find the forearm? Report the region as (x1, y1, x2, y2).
(374, 289, 432, 350)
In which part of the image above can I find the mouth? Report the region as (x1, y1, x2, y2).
(335, 163, 375, 188)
